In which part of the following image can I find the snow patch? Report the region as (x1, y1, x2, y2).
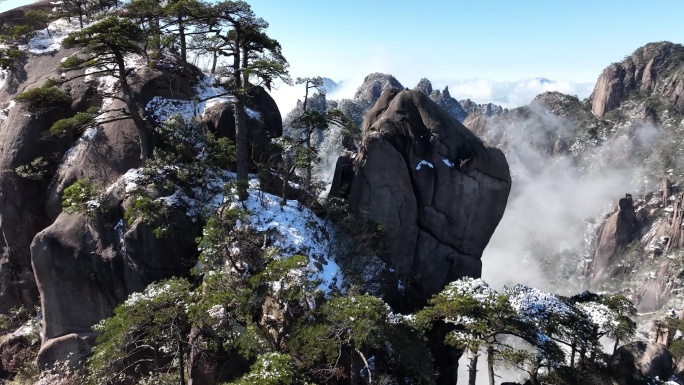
(415, 160, 434, 171)
(25, 17, 82, 55)
(59, 126, 100, 170)
(0, 100, 16, 121)
(245, 107, 262, 120)
(0, 69, 8, 92)
(146, 75, 237, 123)
(232, 184, 343, 294)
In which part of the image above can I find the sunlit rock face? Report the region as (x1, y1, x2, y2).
(591, 42, 684, 118)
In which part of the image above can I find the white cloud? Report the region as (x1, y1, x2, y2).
(271, 75, 595, 116)
(442, 78, 595, 108)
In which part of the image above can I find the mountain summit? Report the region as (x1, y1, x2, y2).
(591, 41, 684, 117)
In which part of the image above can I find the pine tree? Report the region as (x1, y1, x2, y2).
(89, 278, 193, 384)
(24, 10, 53, 37)
(197, 1, 290, 200)
(61, 16, 153, 161)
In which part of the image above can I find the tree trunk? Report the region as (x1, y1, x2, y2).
(178, 337, 185, 385)
(349, 344, 357, 385)
(577, 344, 585, 385)
(487, 346, 495, 385)
(305, 129, 312, 188)
(468, 349, 479, 385)
(114, 51, 150, 162)
(609, 337, 620, 366)
(281, 164, 295, 206)
(356, 348, 372, 385)
(529, 370, 539, 385)
(235, 95, 249, 190)
(232, 31, 249, 200)
(570, 341, 576, 369)
(177, 15, 186, 63)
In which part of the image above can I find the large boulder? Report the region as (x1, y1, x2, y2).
(341, 88, 511, 300)
(611, 341, 674, 384)
(32, 198, 199, 368)
(203, 85, 282, 168)
(591, 195, 637, 285)
(0, 71, 85, 313)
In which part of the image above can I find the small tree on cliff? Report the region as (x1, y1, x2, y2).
(288, 77, 354, 195)
(60, 16, 154, 161)
(89, 277, 193, 384)
(416, 279, 570, 385)
(196, 0, 290, 199)
(24, 10, 54, 37)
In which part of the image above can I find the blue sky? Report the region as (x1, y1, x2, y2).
(3, 0, 684, 110)
(245, 0, 684, 110)
(244, 0, 684, 81)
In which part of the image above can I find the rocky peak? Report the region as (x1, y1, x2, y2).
(422, 83, 469, 122)
(443, 85, 451, 99)
(333, 88, 511, 302)
(352, 72, 404, 105)
(414, 78, 433, 94)
(459, 98, 504, 118)
(590, 41, 684, 117)
(590, 193, 637, 285)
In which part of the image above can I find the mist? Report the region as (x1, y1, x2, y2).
(270, 72, 594, 120)
(273, 66, 666, 298)
(480, 107, 664, 293)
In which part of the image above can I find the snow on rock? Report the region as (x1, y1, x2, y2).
(231, 182, 343, 294)
(11, 317, 40, 339)
(443, 158, 455, 168)
(114, 166, 342, 295)
(442, 277, 498, 303)
(0, 69, 8, 93)
(25, 17, 82, 55)
(415, 160, 434, 171)
(146, 75, 239, 124)
(245, 107, 262, 120)
(86, 54, 144, 116)
(59, 126, 100, 170)
(0, 100, 16, 121)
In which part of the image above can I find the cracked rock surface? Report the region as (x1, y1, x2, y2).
(342, 88, 511, 299)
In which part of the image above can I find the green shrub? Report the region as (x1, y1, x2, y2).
(206, 135, 236, 169)
(42, 78, 60, 88)
(59, 55, 85, 70)
(62, 179, 99, 215)
(15, 157, 48, 180)
(124, 195, 172, 237)
(0, 306, 32, 335)
(49, 108, 99, 135)
(0, 47, 22, 69)
(671, 340, 684, 361)
(1, 25, 34, 46)
(228, 352, 312, 385)
(15, 87, 71, 109)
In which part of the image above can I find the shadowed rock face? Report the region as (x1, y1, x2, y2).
(344, 88, 511, 299)
(612, 341, 674, 385)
